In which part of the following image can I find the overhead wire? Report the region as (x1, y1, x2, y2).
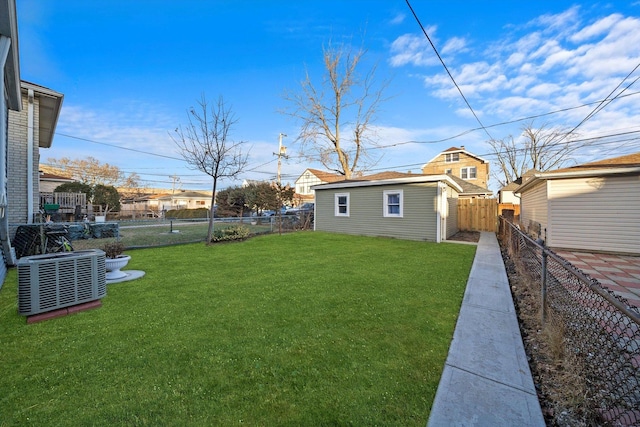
(563, 60, 640, 138)
(405, 0, 495, 142)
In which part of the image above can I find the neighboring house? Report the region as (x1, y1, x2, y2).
(155, 191, 213, 211)
(7, 81, 63, 226)
(39, 171, 73, 193)
(446, 174, 493, 199)
(119, 193, 169, 218)
(422, 146, 490, 189)
(0, 0, 24, 282)
(498, 169, 538, 204)
(294, 168, 344, 204)
(313, 173, 462, 242)
(364, 170, 491, 199)
(515, 152, 640, 255)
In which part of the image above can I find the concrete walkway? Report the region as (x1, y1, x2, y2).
(428, 232, 545, 426)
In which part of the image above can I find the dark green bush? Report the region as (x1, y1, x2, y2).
(165, 208, 210, 219)
(211, 225, 250, 242)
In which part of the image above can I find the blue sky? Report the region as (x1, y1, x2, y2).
(17, 0, 640, 192)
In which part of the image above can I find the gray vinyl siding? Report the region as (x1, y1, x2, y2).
(547, 175, 640, 254)
(315, 183, 439, 241)
(520, 180, 548, 239)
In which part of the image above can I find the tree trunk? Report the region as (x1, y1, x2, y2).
(206, 179, 218, 244)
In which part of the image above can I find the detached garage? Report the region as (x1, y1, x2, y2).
(312, 174, 462, 242)
(516, 152, 640, 255)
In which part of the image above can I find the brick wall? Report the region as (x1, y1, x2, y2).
(8, 92, 40, 228)
(422, 152, 490, 189)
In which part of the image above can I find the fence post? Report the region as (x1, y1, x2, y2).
(541, 250, 548, 324)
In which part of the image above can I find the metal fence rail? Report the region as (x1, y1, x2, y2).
(10, 215, 313, 256)
(499, 217, 640, 426)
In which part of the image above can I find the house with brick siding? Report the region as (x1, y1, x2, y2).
(0, 0, 25, 284)
(8, 81, 63, 228)
(421, 146, 490, 189)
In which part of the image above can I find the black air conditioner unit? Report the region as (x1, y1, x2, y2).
(17, 250, 106, 316)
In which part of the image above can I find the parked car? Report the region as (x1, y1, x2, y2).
(285, 202, 314, 215)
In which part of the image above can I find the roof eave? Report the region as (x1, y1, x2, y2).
(22, 82, 64, 148)
(313, 174, 464, 193)
(0, 0, 21, 110)
(515, 166, 640, 194)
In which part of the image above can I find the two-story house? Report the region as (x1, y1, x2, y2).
(294, 168, 344, 205)
(422, 146, 490, 189)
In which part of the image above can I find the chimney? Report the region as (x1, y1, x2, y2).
(461, 145, 465, 150)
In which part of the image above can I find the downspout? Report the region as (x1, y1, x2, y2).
(0, 35, 16, 265)
(436, 183, 442, 243)
(27, 89, 34, 223)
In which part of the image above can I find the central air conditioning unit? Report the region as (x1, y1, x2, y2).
(17, 250, 107, 316)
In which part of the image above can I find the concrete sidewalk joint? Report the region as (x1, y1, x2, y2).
(428, 232, 545, 427)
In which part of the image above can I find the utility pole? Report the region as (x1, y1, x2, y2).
(274, 133, 288, 235)
(169, 174, 180, 210)
(274, 133, 288, 185)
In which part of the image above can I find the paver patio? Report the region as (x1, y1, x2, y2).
(556, 251, 640, 309)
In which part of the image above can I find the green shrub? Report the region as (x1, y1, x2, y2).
(165, 208, 210, 219)
(211, 225, 250, 242)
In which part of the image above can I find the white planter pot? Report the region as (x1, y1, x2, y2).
(105, 255, 131, 280)
(95, 215, 106, 223)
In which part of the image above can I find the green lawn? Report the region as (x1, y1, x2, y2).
(0, 232, 476, 426)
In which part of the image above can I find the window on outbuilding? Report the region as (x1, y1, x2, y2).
(335, 193, 349, 216)
(383, 190, 403, 218)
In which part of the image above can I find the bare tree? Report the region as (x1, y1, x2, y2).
(282, 42, 390, 179)
(171, 95, 249, 244)
(46, 156, 123, 186)
(488, 122, 583, 187)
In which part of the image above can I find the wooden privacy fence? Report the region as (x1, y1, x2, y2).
(458, 198, 498, 232)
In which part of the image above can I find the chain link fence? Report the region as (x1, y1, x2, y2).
(499, 217, 640, 425)
(11, 214, 313, 257)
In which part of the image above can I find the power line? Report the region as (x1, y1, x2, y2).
(405, 0, 494, 142)
(359, 133, 640, 174)
(56, 132, 184, 161)
(566, 61, 640, 136)
(371, 90, 640, 150)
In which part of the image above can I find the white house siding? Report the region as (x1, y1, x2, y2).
(547, 175, 640, 254)
(315, 183, 439, 241)
(295, 171, 324, 196)
(520, 180, 548, 239)
(500, 190, 519, 204)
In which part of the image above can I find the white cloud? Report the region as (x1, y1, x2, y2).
(389, 13, 405, 25)
(531, 6, 581, 35)
(390, 5, 640, 143)
(54, 103, 182, 162)
(389, 32, 438, 67)
(442, 37, 467, 55)
(570, 13, 622, 42)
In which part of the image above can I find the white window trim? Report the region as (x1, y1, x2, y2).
(335, 192, 350, 217)
(445, 153, 459, 163)
(383, 189, 403, 218)
(460, 166, 477, 180)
